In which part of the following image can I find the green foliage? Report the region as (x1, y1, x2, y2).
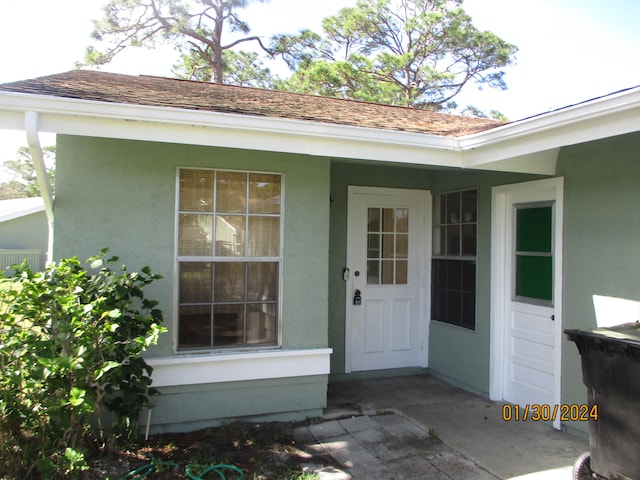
(82, 0, 272, 84)
(271, 0, 518, 112)
(173, 49, 274, 88)
(0, 145, 56, 200)
(0, 250, 166, 478)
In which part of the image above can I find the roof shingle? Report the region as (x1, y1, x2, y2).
(0, 70, 503, 136)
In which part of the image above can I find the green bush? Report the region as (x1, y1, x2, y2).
(0, 250, 166, 478)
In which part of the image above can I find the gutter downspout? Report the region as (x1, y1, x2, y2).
(25, 111, 54, 265)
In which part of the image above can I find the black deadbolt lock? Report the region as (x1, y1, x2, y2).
(353, 289, 362, 305)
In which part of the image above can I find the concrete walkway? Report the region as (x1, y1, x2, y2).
(293, 374, 589, 480)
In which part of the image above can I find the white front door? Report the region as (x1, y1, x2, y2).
(491, 178, 564, 429)
(346, 186, 429, 372)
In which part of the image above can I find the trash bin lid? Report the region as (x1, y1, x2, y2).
(565, 321, 640, 348)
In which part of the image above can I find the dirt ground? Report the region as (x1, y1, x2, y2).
(89, 419, 340, 479)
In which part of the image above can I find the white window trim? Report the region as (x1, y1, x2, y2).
(173, 167, 285, 353)
(146, 348, 332, 387)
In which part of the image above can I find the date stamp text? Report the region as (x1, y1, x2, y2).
(502, 403, 598, 422)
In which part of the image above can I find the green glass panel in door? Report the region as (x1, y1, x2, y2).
(515, 205, 553, 302)
(516, 206, 552, 252)
(516, 256, 552, 301)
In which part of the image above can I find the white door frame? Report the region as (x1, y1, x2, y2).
(490, 177, 564, 430)
(345, 185, 430, 373)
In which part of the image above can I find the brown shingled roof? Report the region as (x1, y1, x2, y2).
(0, 70, 503, 136)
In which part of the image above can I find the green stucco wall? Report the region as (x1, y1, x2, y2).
(54, 135, 331, 427)
(150, 375, 328, 433)
(556, 131, 640, 433)
(56, 129, 639, 433)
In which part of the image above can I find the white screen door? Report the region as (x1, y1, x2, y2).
(491, 178, 564, 430)
(505, 202, 555, 406)
(346, 186, 429, 372)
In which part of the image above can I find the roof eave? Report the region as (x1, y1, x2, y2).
(458, 86, 640, 170)
(0, 204, 45, 223)
(0, 90, 465, 169)
(2, 85, 639, 176)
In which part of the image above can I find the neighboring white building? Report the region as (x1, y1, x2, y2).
(0, 196, 47, 272)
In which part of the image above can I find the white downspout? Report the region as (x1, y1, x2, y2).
(25, 111, 54, 265)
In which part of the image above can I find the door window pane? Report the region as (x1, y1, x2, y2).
(396, 261, 408, 284)
(368, 234, 380, 258)
(516, 256, 553, 301)
(367, 260, 380, 284)
(396, 234, 408, 259)
(396, 208, 409, 232)
(382, 260, 394, 284)
(517, 206, 552, 252)
(515, 205, 553, 304)
(382, 208, 395, 232)
(368, 208, 380, 232)
(382, 234, 395, 258)
(366, 207, 410, 285)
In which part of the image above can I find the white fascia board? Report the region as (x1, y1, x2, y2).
(0, 91, 463, 169)
(145, 348, 333, 388)
(459, 87, 640, 168)
(0, 109, 26, 131)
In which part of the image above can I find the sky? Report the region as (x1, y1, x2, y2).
(0, 0, 639, 171)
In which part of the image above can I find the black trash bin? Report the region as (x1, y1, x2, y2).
(565, 322, 640, 480)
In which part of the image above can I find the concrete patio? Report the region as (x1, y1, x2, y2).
(293, 374, 589, 479)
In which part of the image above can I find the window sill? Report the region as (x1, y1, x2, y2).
(145, 348, 333, 387)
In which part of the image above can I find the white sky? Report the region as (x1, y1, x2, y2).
(0, 0, 639, 171)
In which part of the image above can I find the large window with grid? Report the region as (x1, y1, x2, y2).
(431, 189, 477, 330)
(177, 168, 282, 351)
